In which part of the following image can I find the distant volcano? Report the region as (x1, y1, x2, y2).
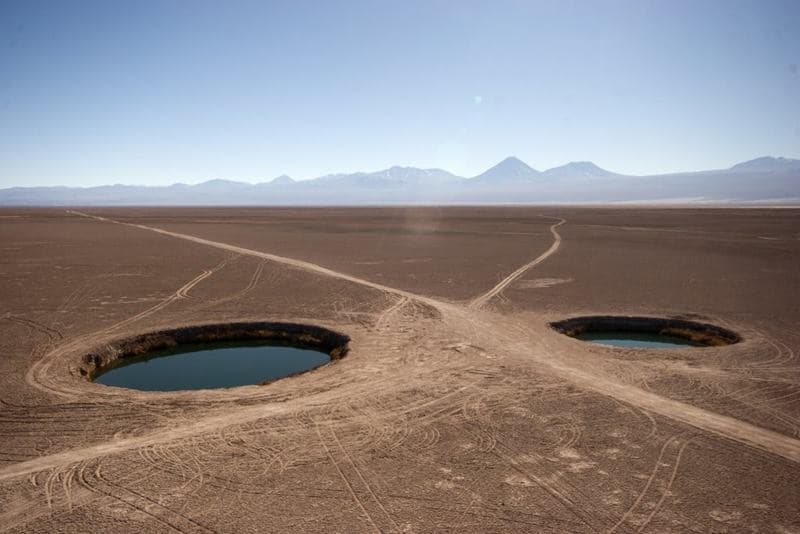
(470, 157, 539, 183)
(543, 161, 617, 178)
(1, 156, 798, 205)
(729, 156, 800, 172)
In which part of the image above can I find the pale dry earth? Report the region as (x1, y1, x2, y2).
(1, 207, 799, 533)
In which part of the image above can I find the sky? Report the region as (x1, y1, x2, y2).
(1, 0, 799, 187)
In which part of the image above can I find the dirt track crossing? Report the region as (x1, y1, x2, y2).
(43, 211, 800, 465)
(469, 218, 565, 310)
(2, 207, 799, 533)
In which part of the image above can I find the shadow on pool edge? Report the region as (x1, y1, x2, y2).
(75, 321, 350, 384)
(549, 315, 741, 347)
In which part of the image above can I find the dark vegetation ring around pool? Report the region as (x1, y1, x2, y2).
(549, 315, 741, 348)
(77, 321, 350, 391)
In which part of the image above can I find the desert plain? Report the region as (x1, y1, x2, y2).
(0, 206, 799, 533)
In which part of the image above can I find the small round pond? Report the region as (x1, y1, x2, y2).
(80, 321, 350, 392)
(94, 341, 330, 391)
(550, 315, 741, 349)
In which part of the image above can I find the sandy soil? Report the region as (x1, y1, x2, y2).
(1, 207, 799, 533)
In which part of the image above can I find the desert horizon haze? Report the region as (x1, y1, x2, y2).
(2, 155, 799, 205)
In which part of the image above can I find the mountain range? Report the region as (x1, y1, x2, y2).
(1, 156, 798, 206)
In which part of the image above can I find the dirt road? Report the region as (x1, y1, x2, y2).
(1, 207, 798, 533)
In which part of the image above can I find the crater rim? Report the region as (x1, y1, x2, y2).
(549, 315, 741, 348)
(75, 320, 350, 390)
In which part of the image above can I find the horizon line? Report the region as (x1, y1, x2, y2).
(2, 154, 797, 190)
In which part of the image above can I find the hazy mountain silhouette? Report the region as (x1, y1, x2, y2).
(470, 156, 539, 184)
(729, 156, 800, 173)
(1, 156, 798, 205)
(309, 166, 460, 189)
(268, 175, 295, 185)
(542, 161, 617, 178)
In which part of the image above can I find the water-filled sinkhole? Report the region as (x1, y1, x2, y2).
(94, 341, 331, 391)
(550, 316, 740, 349)
(80, 322, 349, 392)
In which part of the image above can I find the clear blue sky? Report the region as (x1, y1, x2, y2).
(1, 0, 798, 187)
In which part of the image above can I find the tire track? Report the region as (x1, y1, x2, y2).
(5, 316, 64, 344)
(469, 217, 565, 310)
(23, 260, 229, 398)
(481, 421, 613, 532)
(635, 439, 691, 533)
(33, 210, 800, 470)
(328, 425, 401, 532)
(196, 259, 266, 310)
(607, 435, 687, 533)
(102, 262, 222, 334)
(93, 462, 217, 534)
(67, 210, 426, 305)
(313, 423, 381, 533)
(375, 296, 409, 331)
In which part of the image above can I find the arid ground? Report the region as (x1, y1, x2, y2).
(1, 207, 799, 533)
